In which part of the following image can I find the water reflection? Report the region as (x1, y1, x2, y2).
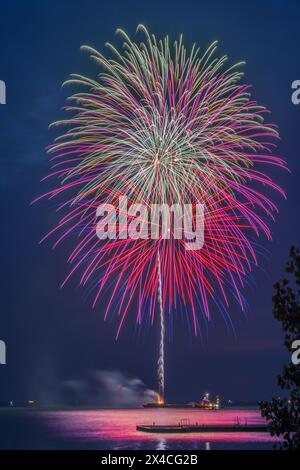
(41, 407, 280, 450)
(156, 438, 167, 450)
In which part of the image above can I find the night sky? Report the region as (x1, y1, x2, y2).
(1, 0, 300, 405)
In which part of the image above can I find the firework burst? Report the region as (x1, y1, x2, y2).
(36, 25, 287, 337)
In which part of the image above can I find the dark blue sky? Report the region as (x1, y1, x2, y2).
(0, 0, 300, 404)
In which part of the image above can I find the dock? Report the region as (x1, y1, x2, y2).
(136, 424, 268, 433)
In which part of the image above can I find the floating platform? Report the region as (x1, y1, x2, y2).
(136, 424, 268, 433)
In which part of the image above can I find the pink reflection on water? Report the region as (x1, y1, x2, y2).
(43, 408, 281, 445)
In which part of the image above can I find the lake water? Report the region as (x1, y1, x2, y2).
(0, 407, 280, 450)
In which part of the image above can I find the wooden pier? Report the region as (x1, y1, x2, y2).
(136, 423, 268, 433)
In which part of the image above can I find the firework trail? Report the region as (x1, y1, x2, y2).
(35, 25, 287, 338)
(157, 250, 165, 402)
